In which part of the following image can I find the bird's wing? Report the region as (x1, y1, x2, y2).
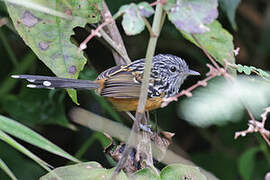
(98, 67, 142, 98)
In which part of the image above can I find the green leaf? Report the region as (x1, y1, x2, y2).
(0, 158, 18, 180)
(165, 0, 218, 34)
(243, 65, 251, 75)
(120, 4, 145, 35)
(236, 64, 270, 78)
(41, 162, 207, 180)
(137, 2, 155, 18)
(40, 162, 128, 180)
(0, 130, 50, 171)
(1, 88, 71, 128)
(0, 115, 79, 163)
(238, 147, 260, 180)
(237, 64, 244, 73)
(179, 77, 270, 127)
(118, 2, 154, 35)
(0, 141, 45, 180)
(5, 0, 102, 104)
(181, 20, 236, 67)
(134, 168, 159, 180)
(160, 164, 207, 180)
(219, 0, 241, 29)
(258, 69, 270, 77)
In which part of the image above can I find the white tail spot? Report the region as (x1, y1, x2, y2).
(27, 79, 35, 82)
(27, 84, 36, 88)
(43, 81, 51, 86)
(11, 75, 20, 78)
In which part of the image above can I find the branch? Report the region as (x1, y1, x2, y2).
(79, 1, 131, 65)
(101, 1, 131, 65)
(111, 3, 164, 179)
(235, 107, 270, 146)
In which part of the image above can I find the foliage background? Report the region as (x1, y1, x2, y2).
(0, 0, 269, 179)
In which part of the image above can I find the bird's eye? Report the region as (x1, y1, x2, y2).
(170, 66, 177, 72)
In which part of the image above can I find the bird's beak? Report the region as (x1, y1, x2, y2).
(188, 69, 200, 76)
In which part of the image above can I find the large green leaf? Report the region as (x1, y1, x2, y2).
(40, 162, 206, 180)
(0, 115, 79, 162)
(5, 0, 101, 104)
(164, 0, 218, 34)
(40, 162, 128, 180)
(181, 20, 235, 67)
(179, 77, 270, 127)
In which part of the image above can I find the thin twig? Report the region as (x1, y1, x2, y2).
(101, 1, 131, 65)
(191, 35, 221, 71)
(79, 16, 113, 51)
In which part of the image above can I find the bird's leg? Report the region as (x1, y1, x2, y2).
(126, 111, 152, 134)
(153, 110, 158, 133)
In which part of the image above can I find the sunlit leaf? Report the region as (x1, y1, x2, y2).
(5, 0, 102, 104)
(179, 76, 270, 127)
(0, 115, 79, 162)
(165, 0, 218, 34)
(181, 21, 235, 67)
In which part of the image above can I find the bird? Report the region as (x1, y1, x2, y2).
(11, 54, 200, 112)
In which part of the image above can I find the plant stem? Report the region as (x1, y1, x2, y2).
(111, 4, 164, 179)
(135, 2, 163, 166)
(102, 1, 131, 65)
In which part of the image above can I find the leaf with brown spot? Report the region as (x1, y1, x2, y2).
(5, 0, 102, 104)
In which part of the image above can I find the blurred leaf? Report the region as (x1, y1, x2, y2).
(160, 164, 207, 180)
(1, 88, 70, 127)
(5, 0, 102, 104)
(41, 162, 207, 180)
(218, 0, 241, 29)
(181, 20, 235, 66)
(192, 152, 237, 180)
(40, 162, 128, 180)
(0, 52, 36, 96)
(0, 115, 79, 163)
(236, 64, 270, 78)
(0, 141, 45, 180)
(238, 147, 260, 180)
(0, 158, 18, 180)
(164, 0, 218, 34)
(0, 130, 51, 171)
(179, 77, 270, 127)
(117, 2, 154, 35)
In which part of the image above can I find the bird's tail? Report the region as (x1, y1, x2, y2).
(11, 75, 100, 90)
